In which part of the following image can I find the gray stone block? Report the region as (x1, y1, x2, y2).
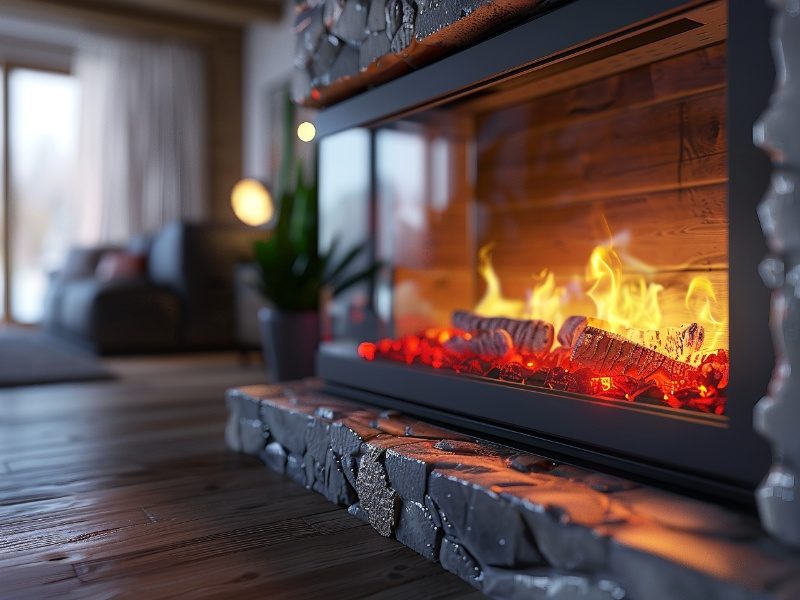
(384, 445, 430, 503)
(323, 0, 345, 27)
(439, 537, 482, 589)
(324, 448, 358, 506)
(331, 0, 370, 44)
(395, 500, 441, 561)
(348, 501, 370, 523)
(305, 419, 332, 465)
(329, 44, 361, 82)
(429, 470, 544, 568)
(330, 417, 380, 456)
(295, 5, 324, 67)
(311, 34, 342, 81)
(340, 452, 359, 490)
(262, 441, 287, 473)
(504, 487, 610, 571)
(360, 32, 392, 69)
(508, 454, 557, 473)
(260, 403, 312, 456)
(482, 566, 627, 600)
(415, 0, 486, 40)
(286, 453, 307, 487)
(239, 418, 268, 456)
(609, 542, 756, 600)
(424, 493, 442, 527)
(224, 402, 241, 452)
(366, 0, 387, 32)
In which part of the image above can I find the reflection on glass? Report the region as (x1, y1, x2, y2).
(318, 128, 373, 339)
(9, 69, 80, 324)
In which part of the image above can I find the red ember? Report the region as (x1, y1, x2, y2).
(358, 327, 728, 414)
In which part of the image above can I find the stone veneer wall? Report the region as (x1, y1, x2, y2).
(292, 0, 566, 106)
(226, 380, 800, 600)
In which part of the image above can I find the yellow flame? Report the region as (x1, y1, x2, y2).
(524, 269, 566, 327)
(473, 240, 728, 359)
(685, 276, 726, 356)
(586, 245, 663, 332)
(474, 244, 527, 318)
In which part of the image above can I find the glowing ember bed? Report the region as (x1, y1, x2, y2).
(314, 0, 774, 504)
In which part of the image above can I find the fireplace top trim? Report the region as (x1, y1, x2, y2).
(315, 0, 716, 138)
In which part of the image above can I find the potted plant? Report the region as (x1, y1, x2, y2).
(253, 167, 379, 381)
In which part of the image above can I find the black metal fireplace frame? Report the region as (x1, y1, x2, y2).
(314, 0, 776, 505)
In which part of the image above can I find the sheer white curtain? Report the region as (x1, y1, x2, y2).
(74, 36, 208, 244)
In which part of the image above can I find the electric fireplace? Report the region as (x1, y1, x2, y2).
(314, 0, 775, 504)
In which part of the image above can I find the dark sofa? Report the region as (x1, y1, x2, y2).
(43, 221, 261, 354)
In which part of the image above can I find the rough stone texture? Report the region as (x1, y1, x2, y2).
(754, 0, 800, 550)
(262, 441, 288, 473)
(356, 444, 400, 536)
(293, 0, 566, 107)
(226, 382, 800, 600)
(395, 500, 441, 561)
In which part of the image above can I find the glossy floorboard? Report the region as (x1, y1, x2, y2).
(0, 354, 480, 599)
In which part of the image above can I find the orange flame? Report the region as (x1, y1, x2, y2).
(473, 240, 727, 361)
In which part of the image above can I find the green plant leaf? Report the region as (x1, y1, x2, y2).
(332, 262, 383, 297)
(324, 241, 369, 286)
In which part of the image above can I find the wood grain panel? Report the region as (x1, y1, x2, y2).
(482, 184, 728, 274)
(475, 44, 726, 144)
(477, 88, 726, 209)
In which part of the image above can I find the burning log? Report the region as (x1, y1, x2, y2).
(562, 321, 695, 386)
(451, 311, 554, 353)
(558, 316, 704, 362)
(445, 328, 514, 359)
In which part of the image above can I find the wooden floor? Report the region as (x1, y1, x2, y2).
(0, 354, 479, 599)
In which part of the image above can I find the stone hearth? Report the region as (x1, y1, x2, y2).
(226, 380, 800, 600)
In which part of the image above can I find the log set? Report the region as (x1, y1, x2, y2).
(292, 0, 565, 107)
(444, 328, 514, 358)
(558, 316, 705, 363)
(451, 311, 554, 354)
(566, 322, 695, 388)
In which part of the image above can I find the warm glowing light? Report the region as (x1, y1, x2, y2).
(358, 342, 376, 361)
(230, 179, 274, 226)
(685, 276, 726, 356)
(472, 239, 727, 364)
(359, 224, 730, 414)
(585, 245, 662, 332)
(474, 244, 527, 317)
(297, 121, 316, 142)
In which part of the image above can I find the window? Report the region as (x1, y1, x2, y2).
(1, 66, 80, 324)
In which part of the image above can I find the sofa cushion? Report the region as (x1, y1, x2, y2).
(59, 279, 180, 354)
(60, 246, 119, 281)
(95, 251, 147, 281)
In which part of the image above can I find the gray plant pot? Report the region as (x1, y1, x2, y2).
(258, 307, 320, 382)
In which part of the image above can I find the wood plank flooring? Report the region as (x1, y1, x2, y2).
(0, 354, 479, 599)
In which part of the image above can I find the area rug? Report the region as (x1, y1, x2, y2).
(0, 328, 114, 388)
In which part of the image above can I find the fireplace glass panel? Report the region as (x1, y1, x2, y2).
(322, 4, 729, 418)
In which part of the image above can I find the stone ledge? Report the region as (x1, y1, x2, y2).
(293, 0, 566, 107)
(226, 380, 800, 600)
